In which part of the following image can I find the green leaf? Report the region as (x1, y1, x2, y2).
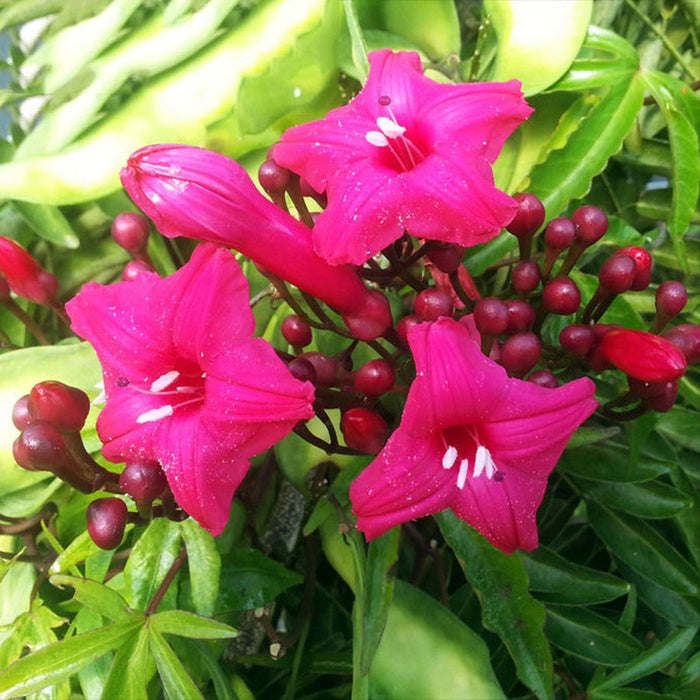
(0, 616, 143, 699)
(590, 690, 681, 700)
(179, 519, 221, 617)
(342, 0, 369, 80)
(580, 478, 693, 519)
(50, 574, 132, 622)
(101, 624, 153, 700)
(0, 0, 64, 31)
(360, 526, 399, 675)
(656, 407, 700, 452)
(545, 605, 642, 666)
(49, 529, 108, 578)
(369, 581, 505, 699)
(549, 25, 639, 91)
(642, 71, 700, 271)
(10, 201, 80, 248)
(558, 443, 672, 482)
(215, 548, 303, 612)
(529, 73, 645, 218)
(522, 547, 629, 605)
(123, 519, 182, 611)
(437, 511, 553, 700)
(587, 501, 700, 596)
(150, 610, 237, 640)
(591, 627, 697, 691)
(148, 626, 204, 700)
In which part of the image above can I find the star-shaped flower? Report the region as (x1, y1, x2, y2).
(350, 318, 597, 553)
(66, 244, 315, 535)
(274, 50, 533, 266)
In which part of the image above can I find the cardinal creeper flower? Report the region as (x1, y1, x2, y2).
(120, 144, 391, 340)
(66, 244, 315, 535)
(273, 49, 533, 265)
(350, 318, 597, 553)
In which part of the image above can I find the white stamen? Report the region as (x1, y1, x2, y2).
(442, 445, 458, 470)
(150, 370, 180, 393)
(376, 116, 406, 139)
(136, 405, 174, 424)
(485, 448, 497, 480)
(473, 445, 487, 479)
(456, 459, 469, 489)
(366, 130, 389, 147)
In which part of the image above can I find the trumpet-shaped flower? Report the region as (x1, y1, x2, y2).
(274, 50, 533, 265)
(120, 144, 392, 340)
(350, 318, 597, 553)
(67, 244, 315, 535)
(0, 234, 59, 305)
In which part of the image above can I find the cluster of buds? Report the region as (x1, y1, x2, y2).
(12, 381, 180, 549)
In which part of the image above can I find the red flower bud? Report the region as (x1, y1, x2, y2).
(600, 329, 687, 381)
(0, 235, 59, 305)
(342, 408, 388, 454)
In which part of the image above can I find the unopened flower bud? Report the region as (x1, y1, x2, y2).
(559, 324, 594, 357)
(653, 281, 687, 332)
(298, 352, 339, 387)
(528, 370, 558, 388)
(342, 290, 392, 341)
(641, 381, 678, 413)
(119, 461, 168, 503)
(663, 324, 700, 365)
(512, 260, 541, 296)
(600, 329, 687, 381)
(504, 300, 535, 334)
(341, 408, 388, 454)
(28, 380, 91, 432)
(12, 394, 35, 431)
(613, 247, 652, 291)
(506, 193, 545, 238)
(397, 314, 421, 345)
(474, 298, 509, 336)
(86, 498, 128, 550)
(122, 259, 156, 282)
(0, 235, 59, 305)
(599, 255, 637, 294)
(281, 315, 312, 348)
(354, 359, 395, 397)
(572, 206, 608, 244)
(500, 333, 541, 377)
(414, 289, 453, 321)
(426, 244, 465, 273)
(111, 212, 150, 257)
(543, 276, 581, 315)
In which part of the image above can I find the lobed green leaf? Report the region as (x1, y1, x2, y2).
(179, 518, 221, 618)
(148, 626, 205, 700)
(50, 574, 132, 622)
(150, 610, 237, 640)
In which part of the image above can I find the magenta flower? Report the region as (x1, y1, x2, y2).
(120, 144, 392, 340)
(350, 318, 597, 553)
(66, 243, 315, 535)
(273, 50, 533, 266)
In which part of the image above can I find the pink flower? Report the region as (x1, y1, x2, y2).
(273, 50, 533, 266)
(120, 144, 391, 340)
(0, 235, 59, 305)
(350, 318, 597, 553)
(66, 244, 315, 535)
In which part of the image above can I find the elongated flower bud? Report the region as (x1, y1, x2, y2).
(120, 145, 390, 338)
(0, 235, 59, 305)
(600, 329, 687, 382)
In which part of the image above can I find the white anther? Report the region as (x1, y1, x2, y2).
(456, 459, 469, 489)
(376, 116, 406, 139)
(366, 130, 389, 147)
(485, 448, 497, 479)
(473, 445, 487, 479)
(136, 405, 174, 424)
(150, 370, 180, 393)
(442, 445, 458, 470)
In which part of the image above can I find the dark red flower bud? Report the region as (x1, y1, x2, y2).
(119, 461, 168, 503)
(474, 298, 509, 336)
(663, 324, 700, 365)
(0, 235, 59, 305)
(544, 218, 576, 251)
(512, 260, 541, 295)
(572, 206, 608, 244)
(627, 376, 670, 399)
(397, 314, 421, 345)
(528, 370, 559, 388)
(298, 352, 339, 387)
(258, 159, 290, 195)
(281, 314, 313, 348)
(559, 324, 594, 356)
(122, 259, 156, 282)
(288, 357, 317, 383)
(354, 359, 395, 397)
(414, 288, 454, 321)
(641, 381, 678, 413)
(111, 212, 150, 256)
(426, 244, 465, 273)
(543, 276, 581, 315)
(599, 255, 637, 294)
(342, 290, 392, 341)
(86, 498, 128, 550)
(28, 380, 91, 432)
(506, 193, 545, 237)
(600, 329, 687, 381)
(342, 408, 388, 455)
(500, 333, 541, 377)
(655, 281, 687, 325)
(613, 246, 652, 291)
(504, 300, 535, 334)
(12, 394, 35, 431)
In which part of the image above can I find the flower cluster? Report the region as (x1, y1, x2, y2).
(11, 50, 697, 553)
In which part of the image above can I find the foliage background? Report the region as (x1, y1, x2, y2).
(0, 0, 699, 698)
